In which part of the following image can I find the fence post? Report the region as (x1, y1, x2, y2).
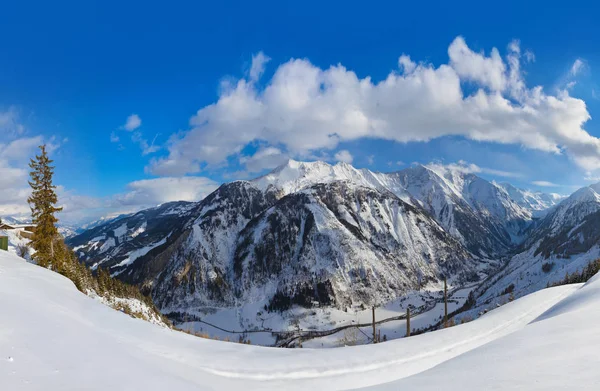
(444, 277, 448, 328)
(372, 306, 376, 343)
(406, 307, 411, 337)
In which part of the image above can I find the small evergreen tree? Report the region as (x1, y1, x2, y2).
(28, 145, 63, 268)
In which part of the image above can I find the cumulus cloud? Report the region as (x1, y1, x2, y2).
(531, 180, 559, 187)
(122, 114, 142, 131)
(448, 36, 507, 91)
(147, 37, 598, 176)
(334, 149, 353, 163)
(239, 146, 288, 173)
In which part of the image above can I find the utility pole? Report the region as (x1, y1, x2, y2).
(372, 306, 377, 343)
(406, 307, 411, 337)
(444, 277, 448, 328)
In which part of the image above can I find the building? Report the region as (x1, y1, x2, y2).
(0, 223, 35, 240)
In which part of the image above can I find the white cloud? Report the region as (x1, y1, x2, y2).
(0, 106, 25, 136)
(112, 177, 218, 207)
(249, 51, 271, 82)
(334, 149, 353, 164)
(480, 167, 522, 178)
(570, 59, 585, 76)
(524, 50, 535, 63)
(131, 132, 159, 155)
(584, 172, 600, 182)
(426, 160, 521, 179)
(398, 55, 416, 74)
(114, 114, 159, 155)
(239, 146, 288, 173)
(448, 36, 507, 91)
(0, 135, 63, 220)
(532, 180, 559, 187)
(58, 177, 220, 225)
(122, 114, 142, 131)
(139, 37, 596, 175)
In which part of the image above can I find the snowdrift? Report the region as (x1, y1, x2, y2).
(0, 250, 593, 390)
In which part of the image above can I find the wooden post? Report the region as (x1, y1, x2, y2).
(372, 306, 376, 343)
(406, 307, 411, 337)
(444, 277, 448, 328)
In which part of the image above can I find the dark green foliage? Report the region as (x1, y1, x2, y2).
(501, 283, 515, 296)
(266, 281, 334, 312)
(542, 262, 555, 273)
(28, 145, 63, 268)
(551, 259, 600, 286)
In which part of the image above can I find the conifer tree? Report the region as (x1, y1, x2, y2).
(28, 145, 63, 269)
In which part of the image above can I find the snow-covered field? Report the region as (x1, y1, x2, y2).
(2, 250, 596, 390)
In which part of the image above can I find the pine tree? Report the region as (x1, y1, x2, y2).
(28, 145, 63, 269)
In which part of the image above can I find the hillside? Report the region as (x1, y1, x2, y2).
(1, 249, 596, 390)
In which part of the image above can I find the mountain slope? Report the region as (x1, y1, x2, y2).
(474, 183, 600, 305)
(495, 182, 565, 217)
(153, 180, 477, 313)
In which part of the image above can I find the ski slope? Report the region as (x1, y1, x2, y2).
(0, 250, 593, 390)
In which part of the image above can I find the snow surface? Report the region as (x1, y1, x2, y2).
(2, 229, 31, 257)
(111, 236, 168, 270)
(365, 274, 600, 390)
(1, 250, 593, 390)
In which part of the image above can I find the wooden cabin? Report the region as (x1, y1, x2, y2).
(0, 223, 35, 239)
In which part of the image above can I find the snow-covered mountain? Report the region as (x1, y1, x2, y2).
(495, 182, 565, 217)
(252, 160, 550, 257)
(67, 201, 197, 274)
(0, 215, 29, 225)
(393, 164, 534, 256)
(153, 180, 478, 313)
(67, 159, 562, 327)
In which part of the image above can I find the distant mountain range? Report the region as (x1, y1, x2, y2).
(63, 159, 590, 327)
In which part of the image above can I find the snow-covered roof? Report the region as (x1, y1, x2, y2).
(0, 223, 34, 230)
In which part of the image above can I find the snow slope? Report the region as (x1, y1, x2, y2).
(1, 250, 590, 390)
(366, 273, 600, 390)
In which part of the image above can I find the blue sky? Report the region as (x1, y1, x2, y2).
(1, 0, 600, 224)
